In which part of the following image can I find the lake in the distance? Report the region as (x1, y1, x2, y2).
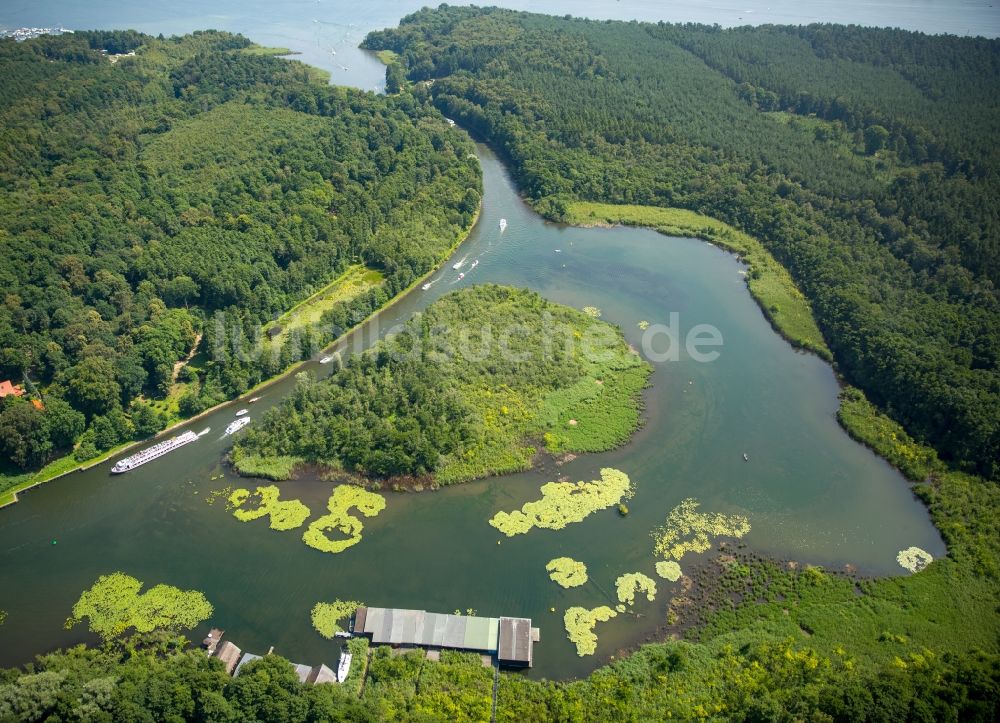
(0, 0, 963, 679)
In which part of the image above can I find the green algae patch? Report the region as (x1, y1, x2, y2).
(303, 486, 386, 554)
(655, 560, 683, 581)
(66, 572, 212, 642)
(651, 498, 750, 562)
(311, 599, 363, 638)
(564, 605, 618, 656)
(546, 557, 588, 588)
(489, 468, 633, 537)
(615, 572, 657, 606)
(229, 485, 311, 530)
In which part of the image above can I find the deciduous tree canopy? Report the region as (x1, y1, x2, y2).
(0, 29, 480, 480)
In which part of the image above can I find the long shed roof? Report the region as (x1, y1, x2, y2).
(357, 607, 500, 653)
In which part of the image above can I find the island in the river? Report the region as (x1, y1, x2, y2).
(232, 284, 652, 484)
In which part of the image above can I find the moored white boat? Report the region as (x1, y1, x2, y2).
(235, 409, 249, 417)
(337, 653, 352, 683)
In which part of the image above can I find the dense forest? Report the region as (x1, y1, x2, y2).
(0, 30, 480, 491)
(364, 9, 1000, 481)
(232, 285, 650, 482)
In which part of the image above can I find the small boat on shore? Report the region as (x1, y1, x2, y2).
(499, 218, 507, 231)
(225, 417, 251, 436)
(337, 652, 352, 683)
(452, 255, 468, 270)
(235, 409, 249, 417)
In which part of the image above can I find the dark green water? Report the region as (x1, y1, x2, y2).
(0, 145, 944, 679)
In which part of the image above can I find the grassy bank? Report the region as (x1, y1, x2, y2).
(562, 201, 832, 360)
(264, 264, 384, 347)
(0, 440, 137, 508)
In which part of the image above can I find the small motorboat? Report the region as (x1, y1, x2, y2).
(225, 417, 251, 436)
(422, 282, 432, 290)
(319, 356, 334, 364)
(197, 428, 211, 437)
(499, 218, 507, 231)
(452, 255, 468, 270)
(458, 272, 465, 280)
(248, 397, 261, 404)
(743, 452, 750, 462)
(469, 259, 479, 270)
(235, 409, 249, 417)
(334, 631, 351, 638)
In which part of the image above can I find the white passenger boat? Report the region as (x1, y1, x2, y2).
(225, 417, 251, 436)
(111, 431, 200, 474)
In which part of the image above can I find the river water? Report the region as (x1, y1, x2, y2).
(0, 0, 963, 679)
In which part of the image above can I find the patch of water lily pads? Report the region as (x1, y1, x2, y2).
(303, 485, 387, 554)
(65, 572, 212, 642)
(546, 557, 588, 588)
(229, 485, 311, 530)
(489, 468, 633, 536)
